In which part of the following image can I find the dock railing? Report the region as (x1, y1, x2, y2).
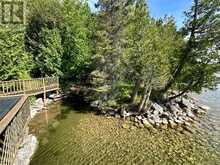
(0, 77, 59, 97)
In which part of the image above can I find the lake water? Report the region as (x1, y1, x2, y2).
(29, 85, 220, 165)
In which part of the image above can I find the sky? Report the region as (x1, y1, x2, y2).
(88, 0, 193, 29)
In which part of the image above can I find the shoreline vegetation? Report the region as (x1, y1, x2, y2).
(1, 0, 219, 111)
(0, 0, 219, 122)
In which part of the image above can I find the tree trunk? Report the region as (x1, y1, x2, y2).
(138, 83, 150, 112)
(131, 79, 141, 104)
(143, 86, 152, 111)
(160, 0, 199, 94)
(168, 74, 202, 102)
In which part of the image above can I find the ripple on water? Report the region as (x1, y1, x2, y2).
(29, 100, 220, 165)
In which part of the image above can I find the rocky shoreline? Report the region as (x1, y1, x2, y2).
(91, 95, 210, 131)
(70, 85, 210, 131)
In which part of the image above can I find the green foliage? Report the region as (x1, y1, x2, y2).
(120, 0, 150, 83)
(0, 0, 219, 108)
(61, 0, 92, 81)
(26, 0, 62, 58)
(119, 1, 184, 106)
(0, 27, 32, 80)
(29, 96, 37, 104)
(94, 0, 126, 83)
(112, 82, 133, 103)
(89, 70, 108, 87)
(168, 0, 220, 96)
(25, 0, 93, 81)
(38, 28, 63, 77)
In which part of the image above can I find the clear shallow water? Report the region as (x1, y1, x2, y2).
(192, 84, 220, 154)
(194, 84, 220, 120)
(29, 86, 220, 165)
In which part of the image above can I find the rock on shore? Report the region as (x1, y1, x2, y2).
(13, 135, 38, 165)
(30, 98, 54, 118)
(101, 95, 209, 130)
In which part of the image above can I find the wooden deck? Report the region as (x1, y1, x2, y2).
(0, 77, 59, 97)
(0, 77, 60, 165)
(0, 77, 59, 134)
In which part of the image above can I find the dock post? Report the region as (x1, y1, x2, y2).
(43, 78, 46, 107)
(56, 77, 59, 96)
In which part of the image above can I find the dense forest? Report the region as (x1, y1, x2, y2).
(0, 0, 220, 111)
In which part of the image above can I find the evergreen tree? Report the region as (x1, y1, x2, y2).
(120, 0, 150, 105)
(37, 28, 63, 77)
(163, 0, 220, 100)
(0, 27, 32, 80)
(61, 0, 92, 81)
(121, 2, 184, 110)
(93, 0, 126, 86)
(25, 0, 62, 77)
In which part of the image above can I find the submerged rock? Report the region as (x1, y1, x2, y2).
(51, 120, 60, 128)
(122, 123, 130, 129)
(169, 119, 177, 128)
(138, 123, 145, 128)
(130, 126, 137, 130)
(184, 121, 191, 127)
(148, 118, 155, 125)
(142, 119, 152, 128)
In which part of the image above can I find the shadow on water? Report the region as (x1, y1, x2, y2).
(59, 96, 98, 114)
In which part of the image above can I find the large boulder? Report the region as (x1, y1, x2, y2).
(186, 109, 195, 119)
(90, 100, 102, 108)
(148, 118, 155, 125)
(196, 103, 210, 111)
(182, 98, 197, 110)
(152, 103, 164, 114)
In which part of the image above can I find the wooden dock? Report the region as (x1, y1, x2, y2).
(0, 77, 59, 97)
(0, 77, 60, 165)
